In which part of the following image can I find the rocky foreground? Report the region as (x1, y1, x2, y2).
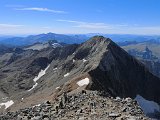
(0, 90, 149, 120)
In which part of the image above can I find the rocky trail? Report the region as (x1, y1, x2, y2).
(0, 90, 149, 120)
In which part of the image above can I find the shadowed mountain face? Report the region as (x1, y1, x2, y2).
(0, 45, 13, 55)
(88, 39, 160, 103)
(0, 36, 160, 118)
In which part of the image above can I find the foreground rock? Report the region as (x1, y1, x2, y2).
(0, 90, 149, 120)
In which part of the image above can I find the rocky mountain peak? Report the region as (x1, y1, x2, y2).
(0, 36, 160, 119)
(86, 36, 111, 45)
(72, 36, 112, 61)
(90, 35, 108, 41)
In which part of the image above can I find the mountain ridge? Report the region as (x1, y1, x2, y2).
(0, 36, 160, 119)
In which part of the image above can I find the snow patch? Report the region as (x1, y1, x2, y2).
(77, 78, 90, 87)
(53, 67, 57, 71)
(56, 86, 60, 89)
(72, 52, 75, 55)
(52, 43, 62, 48)
(28, 65, 50, 91)
(83, 59, 87, 62)
(28, 83, 38, 91)
(36, 104, 41, 107)
(135, 95, 160, 114)
(32, 104, 41, 108)
(33, 65, 50, 83)
(64, 73, 70, 77)
(0, 100, 14, 109)
(73, 59, 75, 63)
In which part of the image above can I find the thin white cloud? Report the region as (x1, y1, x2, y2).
(15, 7, 67, 14)
(56, 19, 160, 34)
(57, 19, 112, 29)
(57, 19, 127, 29)
(74, 23, 110, 29)
(57, 19, 84, 24)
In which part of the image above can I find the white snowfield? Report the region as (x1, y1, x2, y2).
(83, 59, 87, 62)
(77, 78, 90, 87)
(135, 95, 160, 114)
(64, 73, 70, 77)
(52, 43, 62, 48)
(32, 104, 41, 108)
(33, 65, 50, 82)
(28, 83, 38, 91)
(56, 86, 60, 89)
(0, 100, 14, 109)
(53, 67, 57, 71)
(28, 65, 50, 91)
(72, 52, 75, 55)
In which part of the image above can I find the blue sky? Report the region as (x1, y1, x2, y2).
(0, 0, 160, 35)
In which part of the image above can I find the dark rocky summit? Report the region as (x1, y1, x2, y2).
(87, 37, 160, 103)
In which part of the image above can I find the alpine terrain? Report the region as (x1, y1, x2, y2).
(0, 36, 160, 119)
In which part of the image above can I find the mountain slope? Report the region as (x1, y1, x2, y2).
(0, 36, 160, 118)
(88, 38, 160, 102)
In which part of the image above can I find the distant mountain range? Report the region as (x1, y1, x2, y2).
(0, 32, 160, 46)
(0, 33, 88, 46)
